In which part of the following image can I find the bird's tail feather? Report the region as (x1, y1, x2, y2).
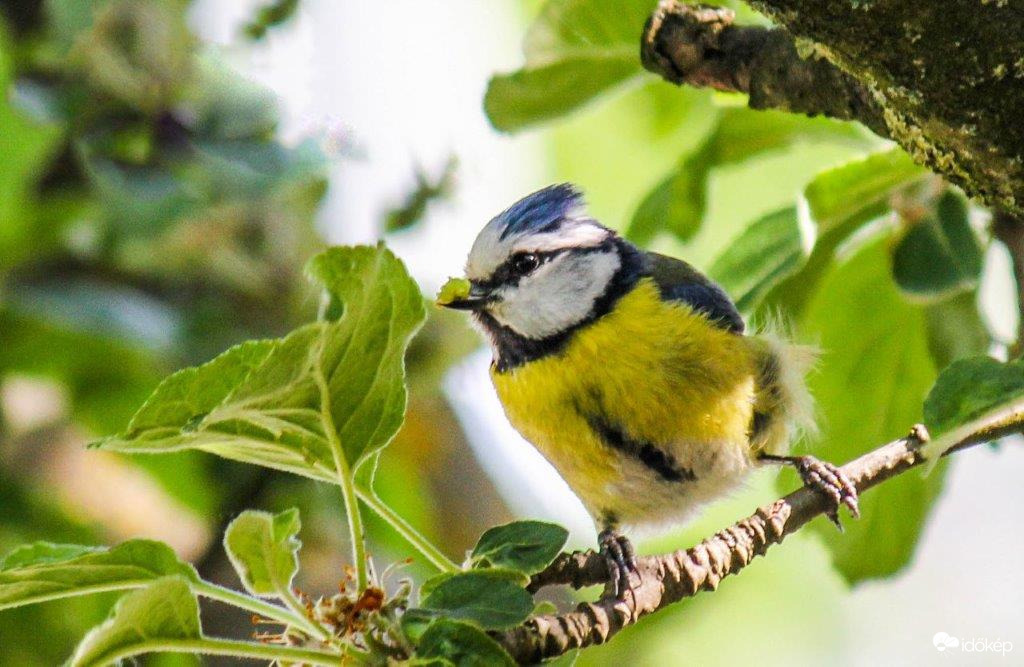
(747, 324, 818, 455)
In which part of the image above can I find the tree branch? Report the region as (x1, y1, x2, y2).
(643, 0, 1024, 216)
(641, 2, 888, 136)
(755, 0, 1022, 214)
(497, 416, 1024, 664)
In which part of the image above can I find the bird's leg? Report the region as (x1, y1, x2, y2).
(758, 453, 860, 530)
(597, 524, 638, 598)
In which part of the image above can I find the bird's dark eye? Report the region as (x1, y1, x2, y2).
(511, 253, 540, 276)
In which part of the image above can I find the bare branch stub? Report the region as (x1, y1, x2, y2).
(641, 1, 888, 136)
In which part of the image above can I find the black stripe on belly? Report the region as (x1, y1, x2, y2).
(584, 412, 696, 483)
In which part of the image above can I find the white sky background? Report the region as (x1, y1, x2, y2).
(190, 2, 1024, 663)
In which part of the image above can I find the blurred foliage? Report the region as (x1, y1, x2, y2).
(243, 0, 299, 40)
(798, 239, 946, 581)
(0, 0, 501, 662)
(485, 0, 652, 132)
(384, 156, 458, 233)
(0, 0, 325, 658)
(628, 109, 866, 245)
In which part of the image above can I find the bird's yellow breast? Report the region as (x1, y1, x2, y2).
(490, 278, 759, 525)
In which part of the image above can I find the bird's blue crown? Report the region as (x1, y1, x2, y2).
(495, 183, 585, 241)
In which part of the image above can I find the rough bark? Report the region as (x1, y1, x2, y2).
(641, 3, 889, 136)
(497, 415, 1024, 663)
(643, 0, 1024, 217)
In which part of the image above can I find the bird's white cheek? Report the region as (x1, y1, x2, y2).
(490, 284, 597, 339)
(491, 252, 621, 339)
(489, 294, 566, 340)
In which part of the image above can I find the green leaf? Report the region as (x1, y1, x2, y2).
(762, 148, 927, 316)
(305, 245, 427, 465)
(709, 207, 807, 312)
(79, 153, 195, 237)
(627, 109, 867, 244)
(628, 148, 710, 244)
(67, 577, 201, 667)
(485, 58, 639, 132)
(545, 649, 581, 666)
(892, 191, 982, 298)
(401, 607, 438, 646)
(924, 291, 990, 369)
(469, 521, 568, 575)
(800, 239, 944, 583)
(804, 148, 923, 235)
(90, 338, 331, 478)
(483, 0, 653, 131)
(223, 509, 301, 598)
(416, 618, 515, 667)
(95, 244, 426, 480)
(0, 544, 99, 570)
(0, 540, 197, 610)
(418, 573, 456, 602)
(420, 570, 533, 630)
(922, 357, 1024, 440)
(522, 0, 650, 62)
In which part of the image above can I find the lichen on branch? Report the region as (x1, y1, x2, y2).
(641, 2, 888, 135)
(643, 0, 1024, 217)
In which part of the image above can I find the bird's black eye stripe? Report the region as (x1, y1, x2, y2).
(479, 250, 561, 289)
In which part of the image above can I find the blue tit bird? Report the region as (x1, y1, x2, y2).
(441, 183, 858, 593)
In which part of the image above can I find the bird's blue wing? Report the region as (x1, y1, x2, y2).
(646, 252, 745, 334)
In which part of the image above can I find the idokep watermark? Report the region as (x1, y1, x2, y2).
(934, 632, 1014, 656)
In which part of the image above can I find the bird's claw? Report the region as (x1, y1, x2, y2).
(792, 455, 860, 530)
(598, 529, 638, 598)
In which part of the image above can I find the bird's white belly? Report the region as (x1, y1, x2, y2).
(598, 437, 753, 532)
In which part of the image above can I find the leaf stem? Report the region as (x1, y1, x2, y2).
(94, 636, 363, 666)
(280, 584, 337, 645)
(356, 486, 459, 572)
(336, 453, 370, 591)
(313, 356, 370, 592)
(194, 581, 325, 641)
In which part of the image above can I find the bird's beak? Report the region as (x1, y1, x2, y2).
(440, 285, 495, 311)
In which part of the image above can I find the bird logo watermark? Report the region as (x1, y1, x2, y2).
(933, 632, 1013, 655)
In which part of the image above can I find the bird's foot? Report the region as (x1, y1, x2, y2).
(598, 529, 638, 598)
(760, 454, 860, 530)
